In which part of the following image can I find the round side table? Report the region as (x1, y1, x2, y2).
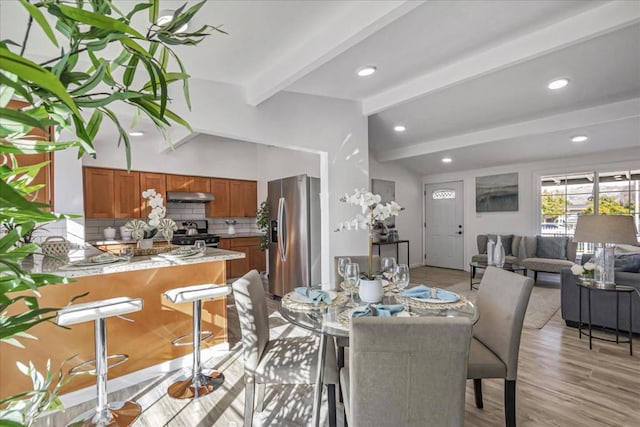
(576, 280, 634, 356)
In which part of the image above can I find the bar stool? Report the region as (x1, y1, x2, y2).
(163, 283, 231, 399)
(56, 296, 144, 427)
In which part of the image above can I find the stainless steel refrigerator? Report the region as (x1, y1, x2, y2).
(268, 174, 321, 297)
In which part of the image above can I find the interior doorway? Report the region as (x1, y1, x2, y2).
(424, 181, 464, 270)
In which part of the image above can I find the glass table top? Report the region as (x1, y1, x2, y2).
(279, 288, 479, 339)
(469, 261, 525, 271)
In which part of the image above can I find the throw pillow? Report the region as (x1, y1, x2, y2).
(535, 236, 568, 260)
(488, 234, 514, 256)
(614, 254, 640, 273)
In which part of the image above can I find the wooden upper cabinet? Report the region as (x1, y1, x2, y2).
(166, 174, 191, 191)
(114, 170, 141, 218)
(7, 100, 54, 207)
(190, 176, 210, 193)
(139, 172, 166, 217)
(229, 180, 258, 217)
(242, 180, 258, 217)
(83, 167, 115, 218)
(208, 178, 230, 217)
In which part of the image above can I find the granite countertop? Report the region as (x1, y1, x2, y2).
(89, 238, 164, 245)
(217, 232, 265, 239)
(30, 247, 245, 279)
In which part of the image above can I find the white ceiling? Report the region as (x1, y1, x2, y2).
(1, 0, 639, 175)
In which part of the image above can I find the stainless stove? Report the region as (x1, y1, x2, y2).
(172, 220, 220, 247)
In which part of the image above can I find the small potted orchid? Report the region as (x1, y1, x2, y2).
(570, 261, 596, 283)
(336, 189, 403, 302)
(125, 189, 177, 249)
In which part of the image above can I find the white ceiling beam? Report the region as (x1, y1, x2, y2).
(376, 98, 640, 162)
(244, 1, 423, 107)
(362, 1, 640, 115)
(157, 131, 200, 153)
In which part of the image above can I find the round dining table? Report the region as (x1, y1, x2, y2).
(279, 287, 479, 427)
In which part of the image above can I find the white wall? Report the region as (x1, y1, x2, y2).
(422, 147, 640, 270)
(369, 156, 424, 267)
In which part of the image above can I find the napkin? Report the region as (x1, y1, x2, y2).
(374, 304, 405, 317)
(294, 287, 332, 306)
(351, 306, 372, 318)
(401, 285, 458, 302)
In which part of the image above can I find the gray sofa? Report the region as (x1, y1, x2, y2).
(472, 234, 577, 281)
(561, 269, 640, 334)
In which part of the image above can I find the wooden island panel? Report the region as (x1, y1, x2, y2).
(0, 261, 228, 399)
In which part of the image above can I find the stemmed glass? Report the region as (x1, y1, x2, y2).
(119, 247, 134, 262)
(344, 262, 360, 307)
(337, 257, 351, 287)
(394, 264, 410, 292)
(381, 257, 396, 282)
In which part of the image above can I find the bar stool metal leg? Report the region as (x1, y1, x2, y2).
(66, 318, 141, 426)
(167, 299, 225, 399)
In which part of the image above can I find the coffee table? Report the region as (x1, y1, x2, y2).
(469, 261, 527, 290)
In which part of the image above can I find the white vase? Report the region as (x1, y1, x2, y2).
(494, 235, 505, 267)
(487, 239, 495, 265)
(359, 278, 384, 303)
(137, 238, 154, 250)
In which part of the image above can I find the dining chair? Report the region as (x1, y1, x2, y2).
(340, 316, 473, 427)
(468, 267, 534, 427)
(232, 270, 339, 427)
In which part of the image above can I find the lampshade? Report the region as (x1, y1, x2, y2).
(573, 215, 638, 244)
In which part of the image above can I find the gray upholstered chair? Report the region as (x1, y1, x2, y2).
(340, 316, 473, 427)
(467, 267, 534, 427)
(232, 270, 339, 427)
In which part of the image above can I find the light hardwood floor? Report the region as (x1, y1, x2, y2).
(38, 267, 640, 426)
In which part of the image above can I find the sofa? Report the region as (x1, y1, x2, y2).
(561, 253, 640, 333)
(472, 234, 577, 282)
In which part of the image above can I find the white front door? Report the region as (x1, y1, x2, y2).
(424, 181, 464, 269)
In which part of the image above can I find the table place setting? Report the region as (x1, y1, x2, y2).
(281, 286, 348, 312)
(59, 252, 129, 270)
(395, 284, 468, 310)
(337, 303, 418, 327)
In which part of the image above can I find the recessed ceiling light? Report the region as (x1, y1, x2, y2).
(129, 131, 144, 137)
(571, 135, 588, 143)
(357, 66, 377, 77)
(157, 9, 188, 33)
(394, 125, 406, 132)
(548, 78, 569, 90)
(442, 157, 452, 163)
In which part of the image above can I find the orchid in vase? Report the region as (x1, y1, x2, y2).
(335, 189, 403, 279)
(125, 189, 177, 245)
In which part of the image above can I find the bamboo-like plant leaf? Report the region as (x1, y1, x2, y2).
(19, 0, 59, 47)
(69, 61, 107, 96)
(100, 107, 132, 169)
(56, 4, 145, 39)
(0, 108, 48, 131)
(0, 48, 79, 116)
(0, 73, 32, 104)
(75, 91, 144, 108)
(86, 110, 103, 140)
(126, 2, 152, 21)
(122, 55, 139, 87)
(140, 72, 189, 92)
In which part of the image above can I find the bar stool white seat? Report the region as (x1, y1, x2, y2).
(163, 283, 231, 399)
(56, 296, 144, 427)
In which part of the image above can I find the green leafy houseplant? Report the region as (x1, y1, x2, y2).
(256, 200, 269, 251)
(0, 1, 222, 424)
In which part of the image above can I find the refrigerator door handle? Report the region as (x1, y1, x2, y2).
(277, 197, 286, 262)
(281, 197, 288, 262)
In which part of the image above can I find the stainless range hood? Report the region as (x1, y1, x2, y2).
(166, 191, 215, 203)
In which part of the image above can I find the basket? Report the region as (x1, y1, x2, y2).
(41, 236, 71, 257)
(132, 244, 179, 256)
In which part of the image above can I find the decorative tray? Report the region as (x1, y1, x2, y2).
(282, 290, 348, 312)
(336, 305, 417, 327)
(396, 293, 469, 310)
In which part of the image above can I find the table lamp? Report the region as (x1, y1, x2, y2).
(573, 215, 638, 287)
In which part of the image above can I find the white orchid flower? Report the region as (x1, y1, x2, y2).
(570, 264, 584, 275)
(583, 262, 595, 271)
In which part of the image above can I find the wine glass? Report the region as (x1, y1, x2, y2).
(119, 247, 134, 261)
(344, 262, 360, 307)
(337, 257, 351, 288)
(381, 257, 396, 282)
(394, 264, 410, 292)
(194, 240, 206, 253)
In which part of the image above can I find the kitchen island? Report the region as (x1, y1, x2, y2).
(0, 247, 244, 400)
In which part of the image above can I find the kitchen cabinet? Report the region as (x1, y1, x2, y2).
(8, 100, 54, 207)
(139, 172, 166, 217)
(166, 174, 210, 193)
(229, 180, 257, 217)
(114, 170, 141, 218)
(225, 236, 265, 278)
(83, 167, 115, 218)
(208, 179, 230, 217)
